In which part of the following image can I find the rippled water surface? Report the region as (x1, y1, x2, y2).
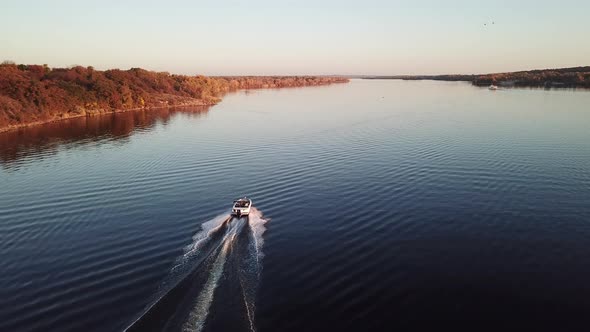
(1, 80, 590, 331)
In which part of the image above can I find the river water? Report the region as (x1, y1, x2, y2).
(1, 80, 590, 331)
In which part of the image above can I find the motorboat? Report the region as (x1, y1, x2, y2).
(231, 197, 252, 217)
(489, 84, 499, 90)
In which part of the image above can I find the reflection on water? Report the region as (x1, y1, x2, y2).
(1, 80, 590, 332)
(0, 106, 210, 168)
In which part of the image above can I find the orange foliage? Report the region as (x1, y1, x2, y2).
(0, 63, 348, 131)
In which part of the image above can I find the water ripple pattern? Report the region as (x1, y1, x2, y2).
(1, 80, 590, 331)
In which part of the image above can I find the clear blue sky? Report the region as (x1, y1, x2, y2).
(1, 0, 589, 75)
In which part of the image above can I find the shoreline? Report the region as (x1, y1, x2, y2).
(0, 81, 348, 134)
(0, 64, 349, 134)
(0, 100, 217, 134)
(361, 77, 590, 90)
(359, 65, 590, 89)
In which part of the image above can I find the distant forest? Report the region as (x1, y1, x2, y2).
(363, 66, 590, 88)
(0, 62, 348, 132)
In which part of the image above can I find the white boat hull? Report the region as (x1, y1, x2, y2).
(231, 209, 250, 216)
(231, 197, 252, 216)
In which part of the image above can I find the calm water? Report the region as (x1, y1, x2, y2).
(1, 80, 590, 331)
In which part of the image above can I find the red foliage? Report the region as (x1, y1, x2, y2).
(0, 63, 348, 131)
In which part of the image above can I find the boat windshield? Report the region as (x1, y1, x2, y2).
(234, 200, 250, 207)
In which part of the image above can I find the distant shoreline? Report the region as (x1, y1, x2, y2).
(0, 64, 348, 133)
(358, 66, 590, 89)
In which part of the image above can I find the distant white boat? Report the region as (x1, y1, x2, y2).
(489, 84, 499, 90)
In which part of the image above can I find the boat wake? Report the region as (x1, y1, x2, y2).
(248, 207, 269, 263)
(172, 213, 231, 274)
(237, 208, 268, 332)
(154, 213, 232, 302)
(181, 218, 244, 332)
(125, 208, 269, 332)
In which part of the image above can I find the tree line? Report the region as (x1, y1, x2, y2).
(362, 66, 590, 88)
(0, 63, 348, 131)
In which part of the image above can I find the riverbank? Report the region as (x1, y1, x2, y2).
(360, 66, 590, 88)
(0, 63, 348, 133)
(0, 101, 214, 134)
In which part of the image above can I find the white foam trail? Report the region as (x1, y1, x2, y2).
(184, 213, 230, 257)
(247, 207, 269, 264)
(179, 209, 267, 332)
(170, 213, 229, 272)
(241, 279, 257, 332)
(182, 219, 244, 332)
(237, 207, 269, 332)
(182, 238, 231, 332)
(155, 213, 229, 301)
